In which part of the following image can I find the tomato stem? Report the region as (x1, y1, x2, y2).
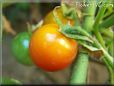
(82, 0, 96, 32)
(92, 2, 108, 49)
(27, 22, 32, 36)
(70, 53, 89, 84)
(108, 41, 114, 57)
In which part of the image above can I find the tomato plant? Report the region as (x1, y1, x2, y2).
(43, 7, 74, 26)
(3, 0, 114, 84)
(11, 32, 33, 65)
(29, 24, 78, 71)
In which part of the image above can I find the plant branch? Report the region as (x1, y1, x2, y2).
(82, 0, 96, 32)
(92, 2, 113, 83)
(70, 53, 89, 84)
(94, 29, 107, 49)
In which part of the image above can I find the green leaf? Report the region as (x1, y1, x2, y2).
(100, 28, 113, 39)
(99, 14, 114, 28)
(108, 41, 114, 57)
(1, 77, 22, 85)
(79, 41, 101, 52)
(60, 33, 93, 43)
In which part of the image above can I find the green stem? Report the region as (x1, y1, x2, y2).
(70, 53, 89, 84)
(93, 0, 111, 49)
(94, 28, 107, 49)
(99, 14, 114, 28)
(82, 0, 96, 32)
(92, 38, 113, 68)
(93, 0, 108, 49)
(102, 57, 114, 84)
(108, 41, 114, 57)
(101, 47, 113, 67)
(27, 23, 32, 36)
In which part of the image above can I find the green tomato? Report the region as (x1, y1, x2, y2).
(11, 32, 33, 65)
(1, 77, 21, 85)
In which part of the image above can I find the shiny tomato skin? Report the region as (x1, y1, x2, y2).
(43, 8, 74, 26)
(29, 24, 78, 71)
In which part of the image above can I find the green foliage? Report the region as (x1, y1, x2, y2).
(1, 77, 21, 85)
(16, 3, 30, 10)
(54, 1, 113, 84)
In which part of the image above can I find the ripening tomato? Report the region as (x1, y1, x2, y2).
(29, 24, 78, 71)
(11, 32, 33, 65)
(43, 7, 74, 26)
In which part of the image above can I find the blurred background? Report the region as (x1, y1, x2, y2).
(2, 2, 109, 84)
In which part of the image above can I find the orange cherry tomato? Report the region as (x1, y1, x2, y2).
(43, 8, 74, 26)
(29, 24, 78, 71)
